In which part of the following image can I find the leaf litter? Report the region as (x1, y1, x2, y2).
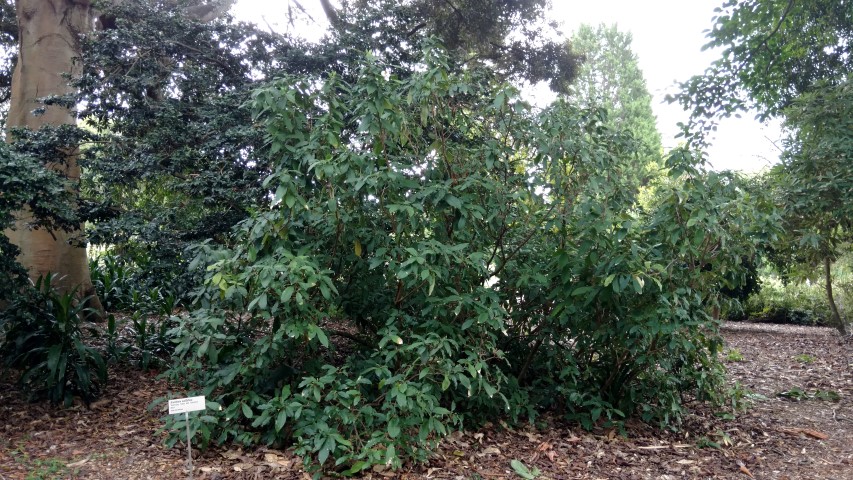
(1, 322, 851, 479)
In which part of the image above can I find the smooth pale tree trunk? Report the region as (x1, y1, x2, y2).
(5, 0, 235, 319)
(5, 0, 104, 318)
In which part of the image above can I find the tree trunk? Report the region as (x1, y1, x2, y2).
(4, 0, 104, 318)
(824, 257, 846, 336)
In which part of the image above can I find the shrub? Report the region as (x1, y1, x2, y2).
(163, 44, 776, 472)
(89, 249, 188, 315)
(745, 274, 829, 325)
(0, 139, 106, 406)
(0, 274, 107, 406)
(745, 252, 853, 327)
(88, 250, 182, 368)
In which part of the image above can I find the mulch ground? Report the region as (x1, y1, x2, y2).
(1, 322, 851, 480)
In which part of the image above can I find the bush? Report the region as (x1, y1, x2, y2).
(89, 249, 188, 315)
(88, 250, 182, 369)
(745, 252, 853, 327)
(163, 45, 777, 472)
(0, 140, 106, 406)
(0, 274, 107, 406)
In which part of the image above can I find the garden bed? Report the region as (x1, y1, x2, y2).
(1, 322, 851, 479)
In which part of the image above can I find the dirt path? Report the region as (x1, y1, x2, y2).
(1, 323, 851, 479)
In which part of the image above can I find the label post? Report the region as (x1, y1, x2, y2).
(168, 396, 206, 480)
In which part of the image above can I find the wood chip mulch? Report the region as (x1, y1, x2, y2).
(1, 322, 851, 479)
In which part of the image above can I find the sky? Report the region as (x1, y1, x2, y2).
(231, 0, 783, 172)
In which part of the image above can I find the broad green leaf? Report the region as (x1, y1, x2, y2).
(510, 459, 538, 479)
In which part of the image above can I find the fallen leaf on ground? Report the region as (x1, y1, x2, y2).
(221, 449, 243, 460)
(737, 461, 754, 478)
(67, 455, 91, 468)
(479, 446, 501, 456)
(90, 399, 112, 410)
(800, 428, 828, 440)
(535, 441, 557, 462)
(778, 427, 829, 440)
(264, 452, 291, 468)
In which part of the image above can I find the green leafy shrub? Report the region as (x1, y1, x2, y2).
(88, 251, 135, 312)
(75, 1, 292, 302)
(89, 249, 186, 315)
(0, 143, 105, 406)
(793, 353, 816, 364)
(0, 274, 107, 406)
(745, 251, 853, 327)
(104, 314, 130, 363)
(745, 272, 833, 326)
(725, 349, 745, 362)
(128, 310, 177, 370)
(88, 251, 181, 368)
(164, 44, 776, 472)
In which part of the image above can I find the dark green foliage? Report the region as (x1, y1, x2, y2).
(89, 249, 184, 314)
(100, 310, 177, 370)
(88, 250, 181, 368)
(0, 274, 107, 406)
(672, 0, 853, 144)
(104, 314, 131, 363)
(4, 0, 581, 312)
(322, 0, 581, 93)
(706, 0, 853, 116)
(1, 0, 781, 471)
(163, 44, 774, 471)
(672, 0, 852, 333)
(128, 309, 178, 370)
(88, 252, 137, 313)
(538, 154, 778, 426)
(74, 2, 319, 292)
(779, 78, 853, 253)
(761, 77, 853, 333)
(0, 101, 103, 408)
(0, 143, 76, 303)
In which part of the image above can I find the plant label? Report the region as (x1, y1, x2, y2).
(168, 396, 206, 415)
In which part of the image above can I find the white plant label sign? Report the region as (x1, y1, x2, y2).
(168, 396, 206, 415)
(168, 396, 206, 479)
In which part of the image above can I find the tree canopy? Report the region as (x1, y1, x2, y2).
(674, 0, 853, 333)
(673, 0, 853, 143)
(0, 0, 14, 108)
(317, 0, 581, 93)
(567, 23, 662, 176)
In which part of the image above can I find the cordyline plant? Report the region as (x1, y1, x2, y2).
(162, 43, 777, 473)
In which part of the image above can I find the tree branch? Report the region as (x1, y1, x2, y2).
(318, 0, 341, 28)
(184, 0, 237, 23)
